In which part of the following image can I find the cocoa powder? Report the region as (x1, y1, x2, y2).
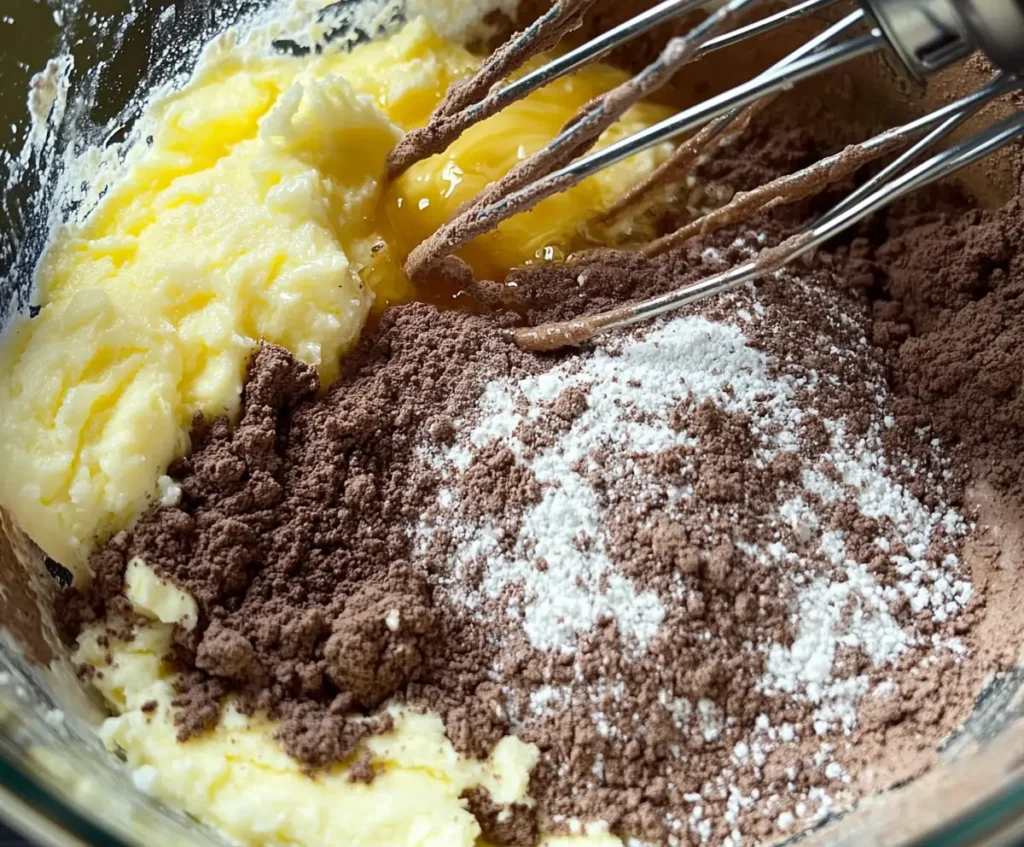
(68, 308, 542, 769)
(876, 199, 1024, 495)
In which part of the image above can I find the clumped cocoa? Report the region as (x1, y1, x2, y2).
(67, 309, 540, 777)
(463, 788, 539, 847)
(873, 199, 1024, 495)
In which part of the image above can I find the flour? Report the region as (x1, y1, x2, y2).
(420, 302, 967, 678)
(423, 315, 812, 653)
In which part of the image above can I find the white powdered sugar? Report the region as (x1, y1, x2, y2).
(421, 316, 810, 653)
(419, 305, 968, 675)
(757, 415, 969, 733)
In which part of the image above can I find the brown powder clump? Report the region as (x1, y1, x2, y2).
(462, 788, 539, 847)
(875, 198, 1024, 494)
(323, 578, 436, 709)
(61, 310, 541, 784)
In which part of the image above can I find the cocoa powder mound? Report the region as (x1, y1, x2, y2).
(870, 198, 1024, 495)
(66, 309, 541, 776)
(462, 788, 539, 847)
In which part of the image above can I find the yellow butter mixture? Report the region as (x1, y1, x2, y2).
(78, 560, 545, 847)
(0, 17, 671, 576)
(0, 11, 678, 847)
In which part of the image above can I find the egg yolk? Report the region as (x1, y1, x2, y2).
(330, 17, 675, 301)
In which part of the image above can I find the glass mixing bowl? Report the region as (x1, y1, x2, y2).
(2, 1, 1024, 844)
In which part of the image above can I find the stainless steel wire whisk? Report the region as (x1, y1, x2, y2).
(391, 0, 1024, 351)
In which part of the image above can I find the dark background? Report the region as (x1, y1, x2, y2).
(0, 821, 26, 846)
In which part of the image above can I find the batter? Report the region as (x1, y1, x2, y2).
(3, 1, 1024, 846)
(0, 2, 678, 845)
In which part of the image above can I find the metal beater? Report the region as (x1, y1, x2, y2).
(391, 0, 1024, 351)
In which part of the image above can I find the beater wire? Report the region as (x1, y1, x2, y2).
(513, 101, 1024, 351)
(405, 0, 772, 280)
(406, 17, 886, 279)
(818, 72, 1017, 224)
(501, 0, 842, 115)
(390, 0, 845, 180)
(601, 7, 870, 223)
(643, 73, 1020, 256)
(387, 0, 600, 178)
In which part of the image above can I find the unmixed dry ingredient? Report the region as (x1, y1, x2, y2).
(61, 83, 1024, 847)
